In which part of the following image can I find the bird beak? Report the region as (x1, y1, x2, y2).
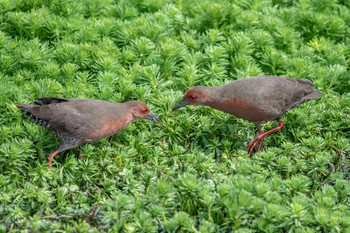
(172, 99, 189, 111)
(147, 113, 161, 123)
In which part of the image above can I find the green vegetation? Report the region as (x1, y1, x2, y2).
(0, 0, 349, 232)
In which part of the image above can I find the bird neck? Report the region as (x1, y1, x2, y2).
(124, 113, 135, 124)
(197, 86, 221, 105)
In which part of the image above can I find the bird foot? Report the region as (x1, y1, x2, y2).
(246, 135, 264, 154)
(245, 121, 285, 155)
(48, 150, 60, 169)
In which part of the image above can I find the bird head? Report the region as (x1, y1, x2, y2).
(130, 101, 161, 123)
(172, 87, 208, 111)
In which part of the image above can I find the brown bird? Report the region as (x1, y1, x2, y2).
(173, 76, 324, 154)
(16, 97, 161, 168)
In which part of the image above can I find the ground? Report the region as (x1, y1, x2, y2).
(0, 0, 349, 232)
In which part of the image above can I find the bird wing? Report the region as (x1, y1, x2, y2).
(27, 104, 89, 136)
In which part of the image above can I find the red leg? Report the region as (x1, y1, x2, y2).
(246, 121, 285, 154)
(48, 150, 60, 169)
(257, 128, 264, 151)
(246, 130, 264, 154)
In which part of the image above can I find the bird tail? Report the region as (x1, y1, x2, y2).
(15, 103, 49, 127)
(303, 90, 324, 101)
(15, 103, 34, 113)
(290, 90, 324, 109)
(295, 90, 324, 108)
(15, 103, 39, 120)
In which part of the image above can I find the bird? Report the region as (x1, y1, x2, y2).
(172, 76, 324, 154)
(16, 97, 161, 168)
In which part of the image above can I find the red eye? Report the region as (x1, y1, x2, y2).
(190, 95, 196, 100)
(142, 108, 148, 113)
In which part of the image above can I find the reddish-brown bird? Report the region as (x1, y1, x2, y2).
(16, 97, 160, 168)
(173, 76, 324, 153)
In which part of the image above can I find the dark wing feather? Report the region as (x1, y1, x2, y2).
(29, 104, 88, 135)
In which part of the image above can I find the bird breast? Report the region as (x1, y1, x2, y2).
(207, 97, 272, 122)
(82, 118, 129, 143)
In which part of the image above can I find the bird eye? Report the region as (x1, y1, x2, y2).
(142, 108, 148, 113)
(190, 95, 196, 100)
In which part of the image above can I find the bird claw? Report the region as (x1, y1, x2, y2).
(246, 121, 285, 154)
(246, 135, 264, 154)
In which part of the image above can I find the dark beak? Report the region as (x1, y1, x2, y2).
(172, 99, 190, 111)
(147, 113, 161, 123)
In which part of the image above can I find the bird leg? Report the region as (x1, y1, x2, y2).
(246, 129, 264, 154)
(108, 136, 114, 144)
(246, 121, 285, 154)
(48, 150, 60, 169)
(257, 128, 264, 151)
(78, 147, 83, 159)
(48, 146, 83, 168)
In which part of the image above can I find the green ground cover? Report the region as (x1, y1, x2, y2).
(0, 0, 350, 232)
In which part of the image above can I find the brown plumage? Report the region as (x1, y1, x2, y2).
(173, 76, 324, 153)
(16, 97, 160, 168)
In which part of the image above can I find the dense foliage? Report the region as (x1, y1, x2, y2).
(0, 0, 349, 232)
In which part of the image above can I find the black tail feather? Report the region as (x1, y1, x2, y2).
(35, 97, 68, 106)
